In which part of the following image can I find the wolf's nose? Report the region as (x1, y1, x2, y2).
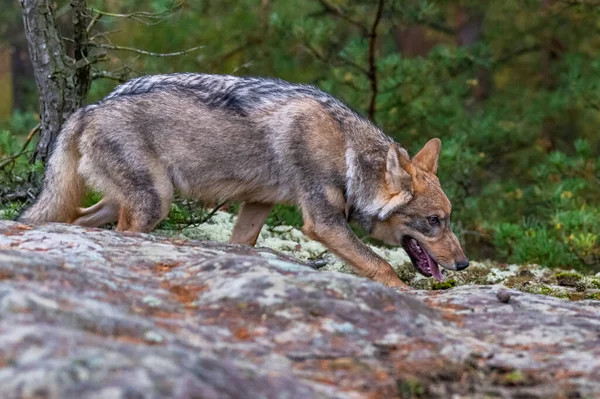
(456, 259, 469, 271)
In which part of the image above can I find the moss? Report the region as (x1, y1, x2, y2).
(554, 290, 572, 300)
(538, 285, 553, 296)
(555, 271, 583, 287)
(504, 274, 532, 289)
(588, 292, 600, 300)
(567, 291, 587, 301)
(501, 370, 526, 385)
(575, 281, 588, 292)
(590, 279, 600, 289)
(396, 378, 425, 398)
(431, 279, 457, 290)
(394, 264, 417, 283)
(449, 264, 492, 285)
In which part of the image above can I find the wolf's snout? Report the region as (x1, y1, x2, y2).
(456, 259, 469, 271)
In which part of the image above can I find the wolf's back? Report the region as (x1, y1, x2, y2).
(18, 111, 86, 224)
(100, 73, 357, 120)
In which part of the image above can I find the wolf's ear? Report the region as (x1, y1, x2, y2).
(413, 138, 441, 174)
(386, 144, 414, 194)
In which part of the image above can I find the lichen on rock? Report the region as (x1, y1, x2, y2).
(154, 211, 600, 300)
(0, 220, 599, 398)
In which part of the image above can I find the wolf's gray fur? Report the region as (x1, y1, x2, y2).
(20, 73, 467, 287)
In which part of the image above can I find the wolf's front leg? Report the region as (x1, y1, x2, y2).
(301, 204, 407, 288)
(230, 202, 273, 246)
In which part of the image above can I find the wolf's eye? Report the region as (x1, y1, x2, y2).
(427, 216, 440, 226)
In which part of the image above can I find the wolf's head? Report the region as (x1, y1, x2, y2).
(370, 138, 468, 281)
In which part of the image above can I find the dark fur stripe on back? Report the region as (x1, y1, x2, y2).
(101, 73, 364, 122)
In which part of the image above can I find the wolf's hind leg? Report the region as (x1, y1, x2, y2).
(230, 202, 273, 246)
(121, 172, 173, 233)
(79, 141, 173, 233)
(72, 198, 119, 227)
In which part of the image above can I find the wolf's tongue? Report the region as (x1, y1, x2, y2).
(425, 252, 443, 282)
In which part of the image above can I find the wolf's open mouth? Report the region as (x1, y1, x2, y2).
(401, 236, 444, 282)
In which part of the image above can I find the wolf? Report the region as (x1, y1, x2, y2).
(19, 73, 469, 287)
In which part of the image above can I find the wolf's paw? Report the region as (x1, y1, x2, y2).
(380, 275, 409, 290)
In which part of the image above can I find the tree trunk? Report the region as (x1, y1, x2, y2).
(539, 0, 566, 152)
(71, 0, 91, 105)
(19, 0, 90, 164)
(456, 7, 491, 107)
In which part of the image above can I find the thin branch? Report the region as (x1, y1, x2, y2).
(91, 64, 140, 82)
(367, 0, 385, 121)
(85, 12, 102, 34)
(317, 0, 368, 34)
(91, 43, 204, 58)
(198, 200, 228, 225)
(337, 54, 370, 77)
(86, 2, 183, 26)
(177, 200, 228, 229)
(494, 45, 541, 66)
(74, 52, 107, 69)
(89, 5, 181, 19)
(231, 61, 255, 74)
(91, 70, 128, 82)
(421, 20, 456, 35)
(89, 28, 123, 41)
(0, 125, 40, 170)
(217, 38, 261, 63)
(341, 78, 368, 93)
(303, 43, 369, 76)
(557, 0, 600, 7)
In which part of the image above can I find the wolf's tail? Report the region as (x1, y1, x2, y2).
(18, 111, 87, 224)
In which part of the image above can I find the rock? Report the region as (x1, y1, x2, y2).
(496, 288, 511, 303)
(0, 221, 599, 398)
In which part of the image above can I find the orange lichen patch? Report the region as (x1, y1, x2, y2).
(147, 310, 184, 320)
(329, 335, 348, 350)
(154, 262, 182, 273)
(323, 288, 344, 299)
(320, 357, 356, 371)
(506, 343, 562, 356)
(161, 282, 207, 307)
(0, 224, 34, 236)
(232, 326, 259, 341)
(155, 321, 181, 333)
(423, 298, 469, 312)
(292, 359, 397, 396)
(390, 355, 447, 377)
(440, 310, 464, 326)
(168, 239, 191, 247)
(130, 303, 183, 320)
(381, 304, 396, 312)
(115, 334, 164, 346)
(392, 340, 438, 355)
(0, 270, 12, 280)
(304, 374, 337, 386)
(553, 369, 586, 380)
(363, 390, 397, 399)
(374, 369, 390, 381)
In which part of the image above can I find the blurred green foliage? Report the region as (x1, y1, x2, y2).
(1, 0, 599, 272)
